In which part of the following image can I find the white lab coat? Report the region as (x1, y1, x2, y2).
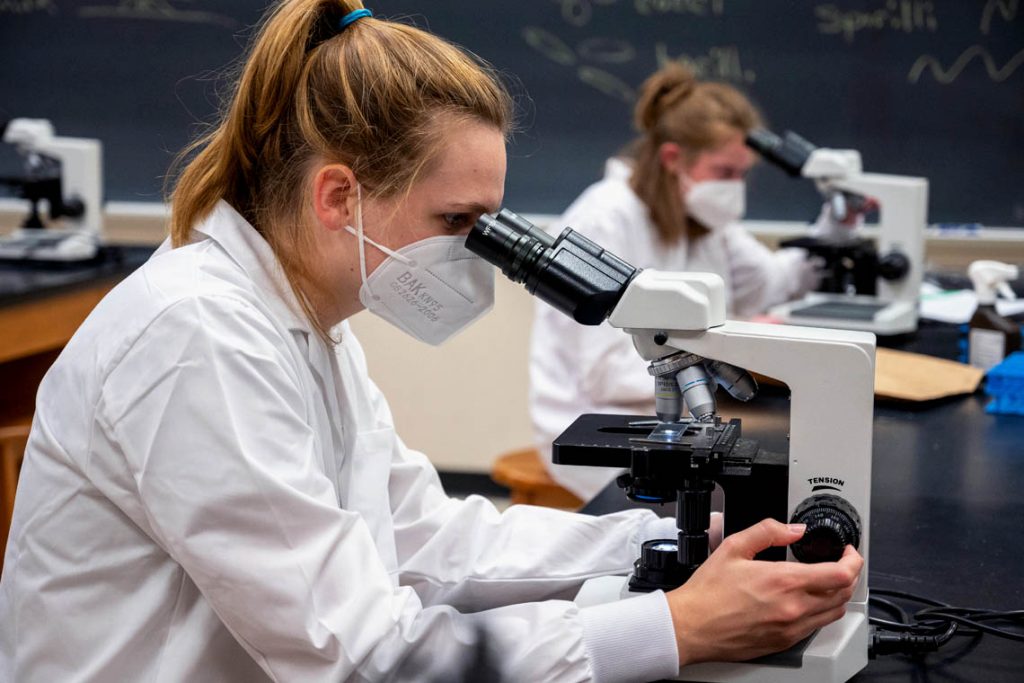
(531, 159, 813, 500)
(0, 201, 682, 683)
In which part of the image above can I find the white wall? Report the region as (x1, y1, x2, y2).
(348, 276, 537, 473)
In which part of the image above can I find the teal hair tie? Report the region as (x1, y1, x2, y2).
(339, 8, 372, 29)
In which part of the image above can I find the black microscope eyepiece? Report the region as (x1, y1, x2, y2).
(746, 128, 818, 178)
(467, 209, 555, 283)
(468, 209, 638, 325)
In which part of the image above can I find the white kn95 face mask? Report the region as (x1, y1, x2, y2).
(345, 185, 495, 346)
(684, 178, 747, 232)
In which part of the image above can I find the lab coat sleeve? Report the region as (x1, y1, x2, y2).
(95, 296, 678, 683)
(346, 331, 671, 610)
(722, 224, 815, 317)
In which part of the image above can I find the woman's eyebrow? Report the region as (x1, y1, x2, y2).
(445, 201, 499, 214)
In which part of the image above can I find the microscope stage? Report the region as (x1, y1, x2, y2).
(552, 413, 761, 469)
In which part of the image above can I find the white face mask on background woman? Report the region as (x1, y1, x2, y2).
(683, 178, 746, 232)
(345, 185, 496, 346)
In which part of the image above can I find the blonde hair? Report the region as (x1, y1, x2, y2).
(167, 0, 513, 338)
(628, 62, 761, 243)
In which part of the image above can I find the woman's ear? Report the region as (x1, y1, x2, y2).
(658, 142, 685, 176)
(312, 164, 358, 232)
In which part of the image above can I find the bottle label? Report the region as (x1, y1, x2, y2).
(968, 328, 1006, 371)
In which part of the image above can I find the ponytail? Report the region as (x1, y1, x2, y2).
(167, 0, 512, 338)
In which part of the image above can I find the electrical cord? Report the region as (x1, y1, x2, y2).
(868, 588, 1024, 658)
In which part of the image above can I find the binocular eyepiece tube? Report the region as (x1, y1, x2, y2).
(468, 209, 638, 326)
(745, 128, 817, 178)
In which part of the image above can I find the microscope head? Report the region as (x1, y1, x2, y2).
(746, 127, 862, 182)
(469, 209, 727, 331)
(469, 210, 746, 423)
(3, 119, 58, 153)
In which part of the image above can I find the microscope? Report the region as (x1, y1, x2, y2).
(0, 118, 103, 262)
(746, 128, 928, 335)
(467, 209, 874, 683)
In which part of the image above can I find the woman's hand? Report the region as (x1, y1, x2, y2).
(665, 518, 863, 667)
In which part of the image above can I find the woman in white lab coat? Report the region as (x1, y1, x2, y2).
(531, 63, 823, 501)
(0, 3, 861, 682)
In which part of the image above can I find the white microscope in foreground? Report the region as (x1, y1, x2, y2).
(747, 128, 928, 336)
(468, 209, 875, 683)
(0, 118, 103, 262)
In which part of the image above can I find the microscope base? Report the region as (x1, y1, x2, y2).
(0, 228, 99, 263)
(575, 575, 868, 683)
(770, 293, 916, 335)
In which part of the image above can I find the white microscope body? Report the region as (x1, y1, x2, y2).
(770, 146, 928, 335)
(578, 269, 876, 683)
(1, 118, 103, 261)
(466, 208, 875, 682)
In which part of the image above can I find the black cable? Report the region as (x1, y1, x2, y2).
(867, 587, 1024, 658)
(915, 607, 1024, 642)
(869, 595, 910, 625)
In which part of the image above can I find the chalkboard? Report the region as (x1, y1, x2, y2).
(1, 0, 1022, 226)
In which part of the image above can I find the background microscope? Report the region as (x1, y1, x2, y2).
(746, 128, 928, 335)
(468, 209, 875, 683)
(0, 118, 103, 263)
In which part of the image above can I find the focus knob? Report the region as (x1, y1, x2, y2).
(878, 251, 910, 280)
(789, 494, 861, 563)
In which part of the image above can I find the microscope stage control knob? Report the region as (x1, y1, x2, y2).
(789, 494, 861, 564)
(878, 251, 910, 280)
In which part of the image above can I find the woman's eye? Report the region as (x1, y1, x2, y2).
(443, 213, 474, 231)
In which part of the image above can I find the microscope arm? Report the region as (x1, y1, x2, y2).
(620, 315, 875, 605)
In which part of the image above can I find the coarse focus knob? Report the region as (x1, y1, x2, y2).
(789, 494, 861, 564)
(878, 251, 910, 280)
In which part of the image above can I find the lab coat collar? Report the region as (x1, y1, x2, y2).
(604, 157, 634, 181)
(191, 200, 314, 336)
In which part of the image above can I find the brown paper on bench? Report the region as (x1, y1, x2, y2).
(751, 348, 984, 402)
(873, 347, 983, 402)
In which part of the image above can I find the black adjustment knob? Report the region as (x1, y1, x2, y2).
(61, 196, 86, 218)
(630, 539, 689, 590)
(878, 251, 910, 280)
(789, 494, 861, 563)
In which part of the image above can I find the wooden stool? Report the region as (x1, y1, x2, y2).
(0, 423, 30, 570)
(491, 447, 583, 509)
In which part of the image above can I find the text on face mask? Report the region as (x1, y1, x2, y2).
(391, 272, 442, 321)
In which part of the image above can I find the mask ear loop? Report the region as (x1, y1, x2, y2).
(354, 183, 370, 289)
(345, 184, 416, 304)
(344, 185, 415, 268)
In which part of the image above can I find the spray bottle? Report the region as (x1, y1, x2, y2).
(967, 260, 1021, 371)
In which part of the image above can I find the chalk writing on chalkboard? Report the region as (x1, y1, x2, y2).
(0, 0, 57, 15)
(814, 1, 939, 44)
(523, 0, 753, 104)
(78, 1, 238, 28)
(904, 0, 1022, 84)
(909, 45, 1024, 84)
(980, 0, 1019, 35)
(554, 0, 725, 28)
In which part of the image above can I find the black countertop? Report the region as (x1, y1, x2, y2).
(0, 245, 155, 307)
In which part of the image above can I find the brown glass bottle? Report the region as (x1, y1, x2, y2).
(968, 304, 1022, 371)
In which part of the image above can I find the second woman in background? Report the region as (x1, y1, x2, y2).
(531, 62, 821, 501)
